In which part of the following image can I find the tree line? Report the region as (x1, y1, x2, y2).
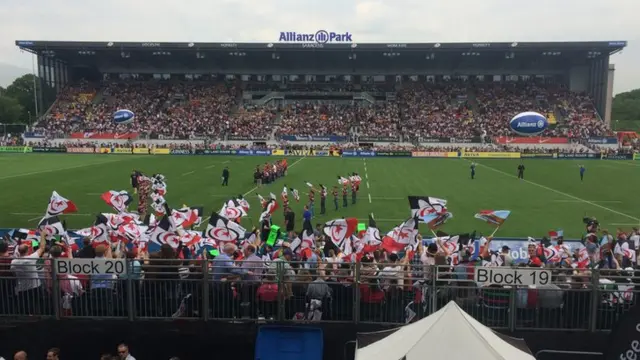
(612, 88, 640, 122)
(0, 74, 54, 125)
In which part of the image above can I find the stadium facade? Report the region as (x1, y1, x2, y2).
(16, 40, 626, 125)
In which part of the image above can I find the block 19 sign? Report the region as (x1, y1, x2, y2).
(474, 267, 551, 286)
(55, 259, 127, 275)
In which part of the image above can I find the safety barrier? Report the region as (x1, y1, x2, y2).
(0, 260, 637, 331)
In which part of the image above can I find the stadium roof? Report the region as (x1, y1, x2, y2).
(16, 40, 627, 53)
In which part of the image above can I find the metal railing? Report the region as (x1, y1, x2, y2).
(0, 260, 637, 331)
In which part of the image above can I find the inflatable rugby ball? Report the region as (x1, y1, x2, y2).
(509, 111, 548, 136)
(113, 109, 135, 125)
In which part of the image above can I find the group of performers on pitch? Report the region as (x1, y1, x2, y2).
(131, 170, 168, 217)
(270, 173, 362, 217)
(254, 159, 288, 186)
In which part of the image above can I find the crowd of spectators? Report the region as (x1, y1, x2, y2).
(30, 79, 616, 141)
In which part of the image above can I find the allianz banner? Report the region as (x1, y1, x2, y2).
(341, 151, 376, 157)
(557, 153, 599, 159)
(0, 146, 31, 153)
(520, 153, 557, 159)
(280, 135, 347, 142)
(375, 151, 411, 157)
(67, 147, 95, 154)
(32, 147, 67, 153)
(587, 137, 618, 145)
(603, 154, 633, 160)
(236, 149, 271, 156)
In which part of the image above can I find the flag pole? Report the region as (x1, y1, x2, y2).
(489, 226, 501, 237)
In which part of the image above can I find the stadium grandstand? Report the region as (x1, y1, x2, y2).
(15, 40, 626, 144)
(3, 39, 638, 360)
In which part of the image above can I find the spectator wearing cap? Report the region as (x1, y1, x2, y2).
(500, 245, 514, 266)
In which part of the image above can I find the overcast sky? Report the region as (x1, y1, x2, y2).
(0, 0, 637, 94)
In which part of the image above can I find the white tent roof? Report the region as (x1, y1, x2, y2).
(355, 301, 535, 360)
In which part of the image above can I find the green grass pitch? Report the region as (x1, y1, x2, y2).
(1, 153, 639, 239)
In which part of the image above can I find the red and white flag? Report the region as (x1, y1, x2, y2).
(44, 191, 77, 219)
(101, 190, 133, 213)
(382, 217, 420, 253)
(323, 218, 358, 254)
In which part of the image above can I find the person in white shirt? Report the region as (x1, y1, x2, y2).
(10, 233, 45, 315)
(117, 344, 136, 360)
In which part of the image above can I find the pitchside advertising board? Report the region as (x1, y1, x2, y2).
(341, 151, 376, 157)
(0, 146, 31, 153)
(55, 258, 127, 276)
(587, 137, 618, 145)
(32, 147, 66, 153)
(557, 153, 599, 159)
(462, 152, 521, 159)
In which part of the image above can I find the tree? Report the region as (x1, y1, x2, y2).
(0, 95, 24, 124)
(612, 88, 640, 121)
(5, 74, 39, 120)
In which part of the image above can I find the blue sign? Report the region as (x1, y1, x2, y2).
(423, 237, 583, 264)
(23, 132, 46, 138)
(280, 135, 347, 142)
(509, 112, 548, 136)
(587, 137, 618, 145)
(341, 151, 376, 157)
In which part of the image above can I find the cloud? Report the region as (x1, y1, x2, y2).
(0, 0, 637, 93)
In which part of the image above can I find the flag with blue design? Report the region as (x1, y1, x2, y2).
(422, 212, 453, 230)
(474, 210, 511, 226)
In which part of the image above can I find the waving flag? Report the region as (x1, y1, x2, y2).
(240, 228, 259, 249)
(236, 196, 250, 213)
(44, 191, 77, 218)
(382, 217, 420, 253)
(290, 219, 316, 256)
(259, 197, 279, 222)
(362, 214, 382, 247)
(305, 182, 313, 188)
(408, 196, 447, 219)
(148, 214, 180, 249)
(338, 176, 349, 185)
(204, 212, 246, 247)
(38, 216, 66, 240)
(422, 212, 453, 230)
(549, 229, 564, 239)
(257, 193, 267, 209)
(151, 193, 166, 216)
(89, 214, 112, 245)
(101, 190, 133, 213)
(180, 230, 203, 248)
(172, 206, 203, 228)
(323, 218, 358, 253)
(117, 222, 143, 243)
(474, 210, 511, 226)
(290, 188, 300, 202)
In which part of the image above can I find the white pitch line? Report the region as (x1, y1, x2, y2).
(470, 160, 640, 222)
(366, 182, 370, 189)
(182, 170, 196, 176)
(205, 164, 216, 169)
(553, 200, 622, 203)
(222, 160, 230, 164)
(365, 173, 368, 179)
(0, 159, 127, 181)
(368, 194, 372, 203)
